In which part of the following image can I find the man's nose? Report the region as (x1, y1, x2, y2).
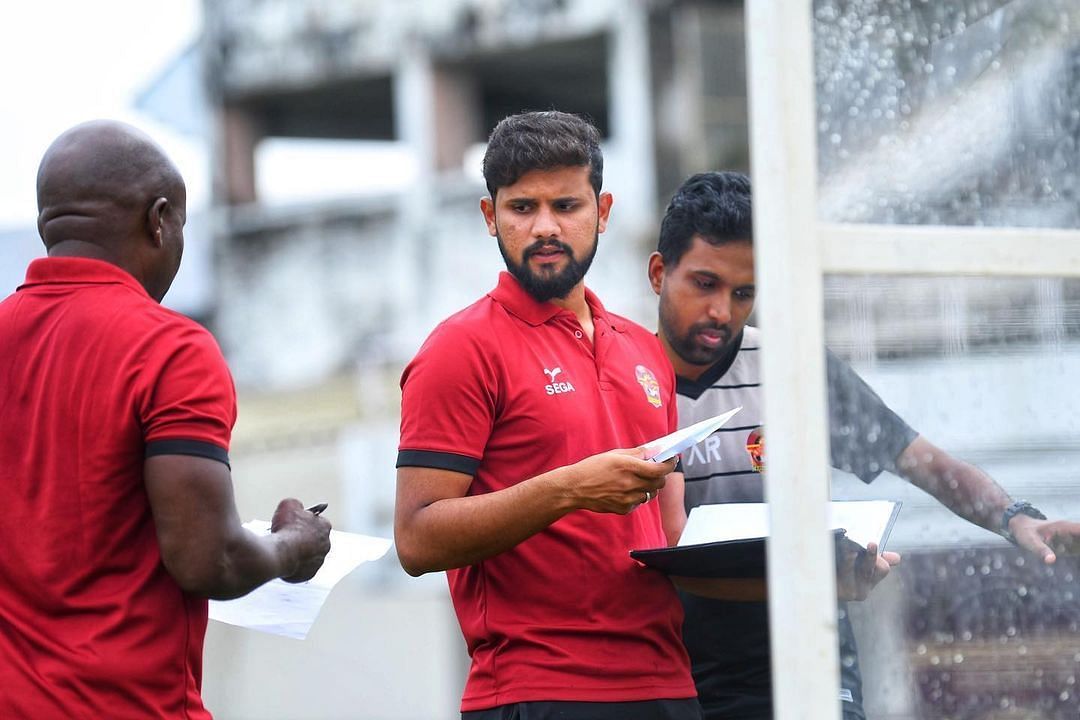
(708, 295, 732, 324)
(532, 206, 560, 238)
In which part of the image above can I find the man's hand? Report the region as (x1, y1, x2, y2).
(270, 498, 332, 583)
(563, 448, 677, 515)
(1009, 516, 1080, 565)
(836, 540, 901, 601)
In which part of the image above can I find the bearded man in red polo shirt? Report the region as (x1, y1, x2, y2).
(396, 111, 700, 720)
(0, 120, 332, 719)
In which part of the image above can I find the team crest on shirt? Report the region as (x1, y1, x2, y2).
(543, 366, 576, 395)
(634, 365, 663, 408)
(746, 427, 765, 472)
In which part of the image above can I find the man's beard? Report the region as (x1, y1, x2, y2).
(498, 234, 599, 302)
(659, 294, 734, 367)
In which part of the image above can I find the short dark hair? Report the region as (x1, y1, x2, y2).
(657, 171, 753, 267)
(482, 111, 603, 199)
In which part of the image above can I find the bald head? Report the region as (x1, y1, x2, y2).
(37, 120, 182, 240)
(35, 120, 187, 301)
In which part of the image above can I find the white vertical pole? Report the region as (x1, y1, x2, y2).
(393, 41, 435, 354)
(745, 1, 841, 719)
(608, 0, 658, 230)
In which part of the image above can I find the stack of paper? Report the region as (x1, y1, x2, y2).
(678, 501, 900, 550)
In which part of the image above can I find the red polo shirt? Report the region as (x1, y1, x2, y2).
(0, 257, 236, 719)
(398, 272, 695, 710)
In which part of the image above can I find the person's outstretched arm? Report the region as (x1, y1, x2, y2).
(896, 435, 1080, 563)
(146, 454, 331, 600)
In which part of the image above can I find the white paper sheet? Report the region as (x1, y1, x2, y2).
(642, 407, 742, 462)
(678, 501, 901, 551)
(208, 521, 393, 639)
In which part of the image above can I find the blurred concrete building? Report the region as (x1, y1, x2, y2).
(201, 0, 750, 386)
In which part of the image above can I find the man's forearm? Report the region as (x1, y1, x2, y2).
(897, 435, 1011, 532)
(395, 470, 578, 576)
(168, 526, 297, 600)
(206, 539, 284, 600)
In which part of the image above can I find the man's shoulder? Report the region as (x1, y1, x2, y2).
(128, 297, 220, 345)
(407, 295, 510, 375)
(424, 294, 504, 345)
(96, 294, 226, 369)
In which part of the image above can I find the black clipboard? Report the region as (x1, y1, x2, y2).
(631, 529, 850, 579)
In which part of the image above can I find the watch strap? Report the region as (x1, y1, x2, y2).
(1001, 500, 1047, 545)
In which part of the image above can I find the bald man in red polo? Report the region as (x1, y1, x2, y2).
(0, 121, 331, 719)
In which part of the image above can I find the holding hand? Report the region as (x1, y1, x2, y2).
(565, 448, 678, 515)
(836, 540, 901, 602)
(271, 498, 332, 583)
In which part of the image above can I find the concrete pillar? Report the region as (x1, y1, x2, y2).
(433, 68, 481, 174)
(219, 105, 260, 206)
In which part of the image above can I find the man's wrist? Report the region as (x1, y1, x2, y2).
(1001, 500, 1046, 545)
(542, 466, 581, 514)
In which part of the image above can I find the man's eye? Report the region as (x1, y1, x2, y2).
(735, 289, 756, 300)
(511, 204, 532, 213)
(694, 278, 714, 290)
(556, 202, 577, 212)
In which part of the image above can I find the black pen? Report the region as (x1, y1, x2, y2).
(306, 502, 328, 516)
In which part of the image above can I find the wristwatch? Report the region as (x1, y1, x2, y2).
(1001, 500, 1046, 545)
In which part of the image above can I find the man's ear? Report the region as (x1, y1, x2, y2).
(146, 197, 168, 247)
(597, 191, 613, 233)
(480, 196, 498, 237)
(647, 251, 666, 296)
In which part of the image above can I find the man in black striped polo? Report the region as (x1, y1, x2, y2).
(646, 171, 1080, 720)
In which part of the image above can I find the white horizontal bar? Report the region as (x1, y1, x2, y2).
(820, 223, 1080, 277)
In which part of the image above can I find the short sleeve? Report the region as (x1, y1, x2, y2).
(397, 323, 499, 476)
(140, 322, 237, 466)
(826, 349, 917, 483)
